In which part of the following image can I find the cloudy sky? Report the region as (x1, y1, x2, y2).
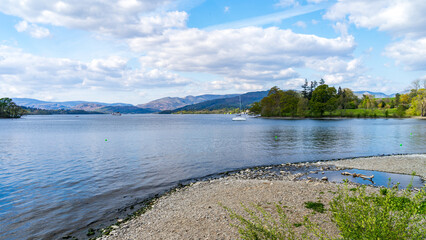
(0, 0, 425, 104)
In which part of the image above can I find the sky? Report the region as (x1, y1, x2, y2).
(0, 0, 425, 104)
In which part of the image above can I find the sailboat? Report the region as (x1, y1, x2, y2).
(232, 96, 247, 121)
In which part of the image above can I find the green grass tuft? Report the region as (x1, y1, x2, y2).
(304, 201, 325, 213)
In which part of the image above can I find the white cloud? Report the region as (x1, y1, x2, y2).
(307, 0, 327, 3)
(132, 27, 355, 84)
(0, 0, 186, 38)
(325, 0, 426, 72)
(14, 20, 50, 38)
(224, 6, 230, 13)
(275, 0, 299, 8)
(293, 21, 307, 28)
(384, 38, 426, 71)
(0, 45, 191, 98)
(205, 78, 264, 91)
(325, 0, 426, 38)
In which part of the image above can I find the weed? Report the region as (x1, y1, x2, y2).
(304, 201, 325, 213)
(293, 223, 302, 227)
(221, 202, 309, 240)
(86, 228, 95, 236)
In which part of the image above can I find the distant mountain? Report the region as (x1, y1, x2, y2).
(12, 98, 133, 110)
(96, 106, 158, 114)
(353, 91, 396, 98)
(137, 94, 239, 111)
(170, 91, 269, 112)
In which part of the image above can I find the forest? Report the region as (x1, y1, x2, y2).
(250, 79, 426, 118)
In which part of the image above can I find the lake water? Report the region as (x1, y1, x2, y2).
(0, 114, 425, 239)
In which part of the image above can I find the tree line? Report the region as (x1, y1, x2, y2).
(250, 79, 426, 118)
(0, 98, 25, 118)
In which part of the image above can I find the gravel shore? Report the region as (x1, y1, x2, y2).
(321, 154, 426, 180)
(100, 154, 425, 240)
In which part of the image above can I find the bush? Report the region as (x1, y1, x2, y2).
(223, 179, 425, 240)
(330, 181, 425, 240)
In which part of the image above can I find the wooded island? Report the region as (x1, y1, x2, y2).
(250, 79, 426, 118)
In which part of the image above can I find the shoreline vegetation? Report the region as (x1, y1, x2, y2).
(91, 154, 425, 240)
(249, 79, 426, 118)
(174, 79, 426, 119)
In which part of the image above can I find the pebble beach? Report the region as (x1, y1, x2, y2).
(100, 154, 426, 240)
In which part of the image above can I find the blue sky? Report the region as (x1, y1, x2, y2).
(0, 0, 425, 104)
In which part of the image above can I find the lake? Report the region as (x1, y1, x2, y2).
(0, 114, 425, 239)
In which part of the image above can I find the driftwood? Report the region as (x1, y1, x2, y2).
(341, 172, 374, 179)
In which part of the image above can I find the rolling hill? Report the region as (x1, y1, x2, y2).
(136, 94, 239, 111)
(169, 91, 269, 113)
(12, 98, 133, 110)
(353, 91, 396, 98)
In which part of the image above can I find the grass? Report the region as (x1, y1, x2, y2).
(304, 201, 325, 213)
(324, 108, 402, 118)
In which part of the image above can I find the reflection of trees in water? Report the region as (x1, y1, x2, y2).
(265, 127, 301, 150)
(309, 126, 341, 149)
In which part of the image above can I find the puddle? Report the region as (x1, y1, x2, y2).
(303, 168, 425, 189)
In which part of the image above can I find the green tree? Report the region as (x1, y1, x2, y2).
(309, 84, 337, 116)
(301, 79, 309, 99)
(0, 98, 25, 118)
(342, 88, 359, 109)
(395, 93, 401, 107)
(280, 90, 300, 117)
(297, 98, 309, 117)
(249, 102, 262, 114)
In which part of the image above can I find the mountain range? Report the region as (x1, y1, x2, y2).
(353, 91, 396, 98)
(136, 94, 239, 111)
(12, 90, 399, 114)
(170, 91, 269, 113)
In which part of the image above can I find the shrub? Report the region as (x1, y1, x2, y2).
(221, 202, 309, 240)
(330, 181, 425, 240)
(222, 178, 425, 240)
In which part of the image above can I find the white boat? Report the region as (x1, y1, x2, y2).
(232, 96, 246, 121)
(232, 114, 246, 121)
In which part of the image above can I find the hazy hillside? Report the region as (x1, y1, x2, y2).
(96, 106, 158, 114)
(353, 91, 396, 98)
(137, 94, 239, 111)
(170, 91, 268, 112)
(13, 98, 133, 110)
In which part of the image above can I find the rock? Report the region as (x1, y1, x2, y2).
(341, 172, 351, 176)
(359, 174, 374, 179)
(117, 219, 123, 223)
(321, 177, 328, 181)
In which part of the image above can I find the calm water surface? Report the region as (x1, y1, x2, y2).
(0, 114, 425, 239)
